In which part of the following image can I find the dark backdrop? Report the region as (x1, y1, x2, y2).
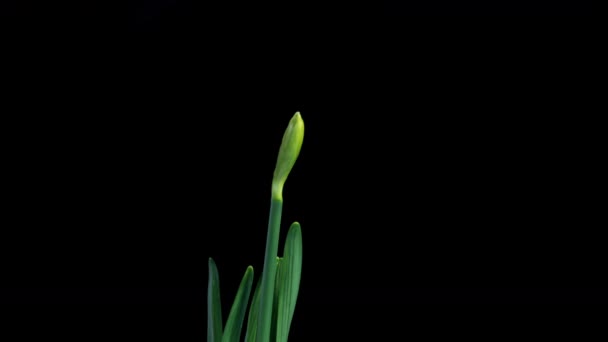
(1, 9, 603, 342)
(383, 0, 592, 15)
(127, 0, 592, 32)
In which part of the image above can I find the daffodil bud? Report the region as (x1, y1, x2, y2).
(272, 112, 304, 200)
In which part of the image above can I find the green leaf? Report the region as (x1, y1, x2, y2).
(245, 277, 262, 342)
(222, 266, 254, 342)
(207, 258, 223, 342)
(276, 222, 303, 342)
(271, 257, 283, 341)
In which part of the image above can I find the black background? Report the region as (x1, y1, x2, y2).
(1, 5, 603, 342)
(383, 0, 592, 15)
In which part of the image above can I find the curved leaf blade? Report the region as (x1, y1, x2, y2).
(271, 257, 283, 341)
(245, 277, 262, 342)
(276, 222, 302, 342)
(207, 258, 223, 342)
(222, 266, 254, 342)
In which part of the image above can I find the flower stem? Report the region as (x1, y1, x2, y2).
(258, 112, 303, 342)
(257, 196, 283, 342)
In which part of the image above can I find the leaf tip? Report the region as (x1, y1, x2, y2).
(290, 221, 302, 232)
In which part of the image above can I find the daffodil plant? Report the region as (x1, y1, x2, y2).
(208, 113, 304, 342)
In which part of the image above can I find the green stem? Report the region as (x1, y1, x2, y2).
(258, 196, 283, 342)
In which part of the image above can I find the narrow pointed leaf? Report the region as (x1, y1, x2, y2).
(222, 266, 254, 342)
(245, 277, 262, 342)
(270, 257, 283, 342)
(276, 222, 303, 342)
(207, 258, 223, 342)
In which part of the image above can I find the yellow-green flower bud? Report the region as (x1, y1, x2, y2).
(272, 112, 304, 201)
